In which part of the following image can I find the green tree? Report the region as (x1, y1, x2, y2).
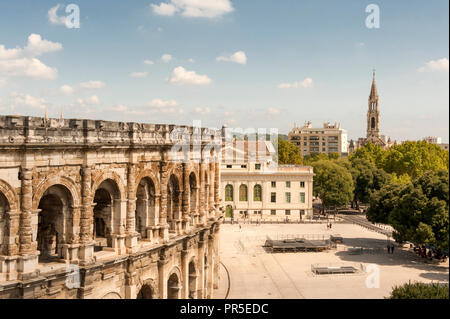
(312, 160, 354, 213)
(367, 182, 404, 224)
(382, 141, 449, 178)
(277, 138, 303, 165)
(349, 142, 387, 167)
(389, 282, 449, 299)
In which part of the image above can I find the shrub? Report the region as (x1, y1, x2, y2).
(389, 281, 449, 299)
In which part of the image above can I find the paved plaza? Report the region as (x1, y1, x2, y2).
(216, 222, 449, 299)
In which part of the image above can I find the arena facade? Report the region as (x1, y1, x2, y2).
(0, 115, 222, 299)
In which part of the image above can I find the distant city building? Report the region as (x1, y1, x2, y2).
(220, 140, 314, 221)
(288, 121, 348, 156)
(422, 136, 449, 151)
(349, 71, 395, 153)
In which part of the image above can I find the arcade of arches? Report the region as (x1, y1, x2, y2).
(0, 115, 222, 299)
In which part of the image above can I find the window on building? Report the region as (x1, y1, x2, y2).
(271, 192, 276, 203)
(225, 184, 233, 201)
(300, 192, 305, 203)
(239, 184, 248, 201)
(285, 192, 291, 203)
(253, 184, 262, 201)
(285, 210, 291, 215)
(286, 181, 291, 188)
(226, 165, 232, 168)
(300, 181, 305, 188)
(300, 210, 305, 215)
(271, 210, 276, 215)
(271, 181, 276, 188)
(255, 164, 261, 170)
(241, 165, 247, 168)
(254, 211, 258, 215)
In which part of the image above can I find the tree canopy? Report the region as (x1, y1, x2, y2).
(277, 138, 303, 165)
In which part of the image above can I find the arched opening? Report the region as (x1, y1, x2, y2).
(136, 177, 156, 238)
(137, 284, 153, 299)
(0, 191, 10, 255)
(167, 272, 181, 299)
(167, 175, 180, 233)
(253, 184, 262, 202)
(225, 184, 233, 202)
(93, 179, 121, 250)
(225, 205, 233, 218)
(371, 117, 375, 129)
(188, 260, 197, 299)
(37, 185, 73, 261)
(239, 184, 248, 201)
(189, 173, 197, 212)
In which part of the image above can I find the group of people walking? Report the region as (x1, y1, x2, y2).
(387, 243, 395, 254)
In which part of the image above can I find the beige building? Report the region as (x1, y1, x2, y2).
(220, 140, 314, 221)
(423, 136, 449, 151)
(288, 122, 348, 156)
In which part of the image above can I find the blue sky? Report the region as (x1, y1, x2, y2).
(0, 0, 448, 142)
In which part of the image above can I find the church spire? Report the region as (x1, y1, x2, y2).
(369, 69, 378, 100)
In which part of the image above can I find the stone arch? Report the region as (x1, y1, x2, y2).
(0, 179, 19, 212)
(188, 256, 199, 299)
(135, 176, 157, 237)
(91, 170, 126, 200)
(189, 172, 198, 213)
(167, 174, 181, 233)
(102, 291, 122, 299)
(32, 175, 81, 210)
(167, 266, 182, 299)
(133, 169, 160, 198)
(92, 178, 123, 250)
(36, 184, 76, 260)
(137, 279, 157, 299)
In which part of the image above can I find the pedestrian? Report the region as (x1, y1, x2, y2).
(391, 244, 394, 254)
(329, 223, 332, 230)
(387, 244, 391, 254)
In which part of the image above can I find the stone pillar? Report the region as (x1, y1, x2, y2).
(207, 233, 214, 298)
(208, 162, 215, 219)
(18, 168, 38, 279)
(159, 154, 169, 242)
(182, 163, 190, 234)
(214, 161, 220, 217)
(181, 248, 189, 298)
(125, 259, 137, 299)
(126, 163, 139, 253)
(198, 237, 206, 299)
(79, 166, 94, 265)
(199, 162, 207, 225)
(213, 227, 220, 289)
(158, 249, 168, 299)
(0, 209, 20, 281)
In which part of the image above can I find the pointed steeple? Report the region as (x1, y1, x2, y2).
(369, 69, 378, 100)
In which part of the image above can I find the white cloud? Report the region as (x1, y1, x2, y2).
(161, 54, 173, 63)
(194, 106, 211, 115)
(147, 98, 179, 108)
(216, 51, 247, 65)
(60, 84, 75, 95)
(278, 78, 314, 89)
(418, 58, 449, 73)
(79, 80, 106, 89)
(188, 58, 195, 63)
(48, 4, 67, 26)
(11, 92, 48, 110)
(144, 59, 154, 65)
(0, 34, 62, 80)
(151, 2, 178, 16)
(151, 0, 234, 19)
(130, 72, 148, 78)
(76, 95, 101, 106)
(110, 104, 144, 115)
(168, 66, 212, 85)
(267, 107, 280, 116)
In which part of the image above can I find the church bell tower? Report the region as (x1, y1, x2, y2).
(366, 70, 380, 140)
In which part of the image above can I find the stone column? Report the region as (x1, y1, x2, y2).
(182, 163, 190, 233)
(18, 168, 38, 279)
(181, 247, 189, 298)
(207, 233, 214, 298)
(213, 227, 220, 289)
(79, 166, 94, 265)
(158, 249, 168, 298)
(125, 259, 137, 299)
(214, 161, 220, 217)
(208, 162, 215, 219)
(198, 236, 206, 299)
(199, 162, 207, 225)
(0, 209, 20, 281)
(159, 154, 169, 242)
(126, 163, 139, 253)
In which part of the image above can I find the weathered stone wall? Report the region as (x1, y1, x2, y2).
(0, 115, 222, 299)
